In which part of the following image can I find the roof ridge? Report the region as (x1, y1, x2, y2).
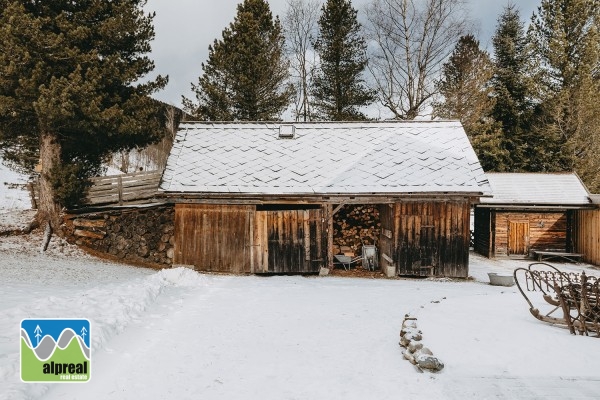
(178, 120, 462, 126)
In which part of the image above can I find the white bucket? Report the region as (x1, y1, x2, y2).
(488, 272, 515, 287)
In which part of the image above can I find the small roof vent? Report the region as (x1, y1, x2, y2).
(278, 124, 295, 139)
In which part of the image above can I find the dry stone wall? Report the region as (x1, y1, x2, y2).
(63, 205, 175, 267)
(333, 204, 381, 256)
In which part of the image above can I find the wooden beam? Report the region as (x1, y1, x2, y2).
(326, 204, 333, 269)
(332, 203, 345, 215)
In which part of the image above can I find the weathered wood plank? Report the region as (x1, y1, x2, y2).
(396, 200, 469, 278)
(173, 204, 253, 273)
(574, 209, 600, 266)
(327, 204, 334, 269)
(492, 212, 568, 257)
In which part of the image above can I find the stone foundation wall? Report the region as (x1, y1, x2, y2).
(333, 204, 381, 256)
(63, 205, 175, 267)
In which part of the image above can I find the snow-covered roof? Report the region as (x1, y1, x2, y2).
(159, 121, 490, 196)
(479, 173, 591, 206)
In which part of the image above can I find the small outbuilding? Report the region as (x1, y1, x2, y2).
(159, 121, 490, 277)
(573, 194, 600, 266)
(474, 173, 593, 259)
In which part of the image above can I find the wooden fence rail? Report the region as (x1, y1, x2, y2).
(87, 171, 162, 206)
(30, 170, 162, 209)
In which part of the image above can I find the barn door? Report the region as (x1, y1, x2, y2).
(173, 204, 253, 273)
(253, 208, 323, 274)
(398, 215, 436, 276)
(508, 221, 529, 255)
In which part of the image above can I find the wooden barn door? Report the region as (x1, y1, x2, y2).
(508, 221, 530, 255)
(253, 208, 323, 274)
(174, 204, 253, 273)
(398, 214, 436, 276)
(395, 201, 470, 278)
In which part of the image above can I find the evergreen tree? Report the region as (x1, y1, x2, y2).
(490, 5, 534, 171)
(184, 0, 292, 121)
(530, 0, 600, 191)
(0, 0, 167, 229)
(312, 0, 374, 120)
(433, 35, 509, 171)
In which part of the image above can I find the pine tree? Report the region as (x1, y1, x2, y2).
(490, 5, 533, 172)
(530, 0, 600, 191)
(433, 35, 509, 171)
(0, 0, 167, 229)
(312, 0, 374, 120)
(184, 0, 292, 121)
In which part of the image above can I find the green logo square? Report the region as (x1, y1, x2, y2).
(20, 319, 91, 383)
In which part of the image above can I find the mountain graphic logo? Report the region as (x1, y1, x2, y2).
(20, 319, 91, 383)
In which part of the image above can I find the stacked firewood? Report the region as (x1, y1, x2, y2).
(333, 204, 381, 256)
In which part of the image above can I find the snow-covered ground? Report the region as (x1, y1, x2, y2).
(2, 167, 600, 399)
(0, 162, 33, 232)
(2, 226, 600, 399)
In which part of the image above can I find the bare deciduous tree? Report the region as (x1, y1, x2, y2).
(365, 0, 470, 119)
(284, 0, 321, 121)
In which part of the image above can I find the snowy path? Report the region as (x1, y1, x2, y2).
(43, 276, 446, 399)
(40, 273, 600, 400)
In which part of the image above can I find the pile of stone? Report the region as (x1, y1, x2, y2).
(399, 315, 444, 372)
(333, 204, 380, 255)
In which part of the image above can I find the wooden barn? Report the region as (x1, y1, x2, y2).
(474, 173, 593, 259)
(573, 195, 600, 266)
(159, 121, 490, 277)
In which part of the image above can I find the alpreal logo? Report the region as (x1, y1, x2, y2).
(20, 319, 91, 383)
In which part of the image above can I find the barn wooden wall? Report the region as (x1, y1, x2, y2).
(174, 201, 473, 277)
(574, 209, 600, 265)
(387, 201, 470, 278)
(473, 208, 492, 257)
(492, 212, 567, 257)
(254, 209, 324, 274)
(174, 204, 325, 274)
(174, 204, 253, 273)
(378, 204, 395, 271)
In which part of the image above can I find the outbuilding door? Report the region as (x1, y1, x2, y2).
(173, 204, 253, 273)
(253, 208, 324, 274)
(508, 221, 530, 255)
(397, 215, 436, 276)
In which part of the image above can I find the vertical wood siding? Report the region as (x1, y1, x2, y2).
(378, 204, 395, 270)
(256, 209, 324, 274)
(474, 208, 491, 257)
(508, 221, 529, 255)
(492, 212, 567, 257)
(175, 204, 325, 274)
(574, 209, 600, 265)
(395, 201, 470, 278)
(174, 204, 253, 273)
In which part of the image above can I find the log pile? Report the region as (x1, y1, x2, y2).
(333, 204, 381, 256)
(63, 205, 175, 267)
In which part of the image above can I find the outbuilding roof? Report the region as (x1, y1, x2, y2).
(479, 173, 591, 207)
(159, 121, 490, 196)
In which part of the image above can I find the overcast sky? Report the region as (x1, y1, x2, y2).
(144, 0, 541, 108)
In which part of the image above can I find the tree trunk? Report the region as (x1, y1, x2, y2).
(38, 132, 62, 235)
